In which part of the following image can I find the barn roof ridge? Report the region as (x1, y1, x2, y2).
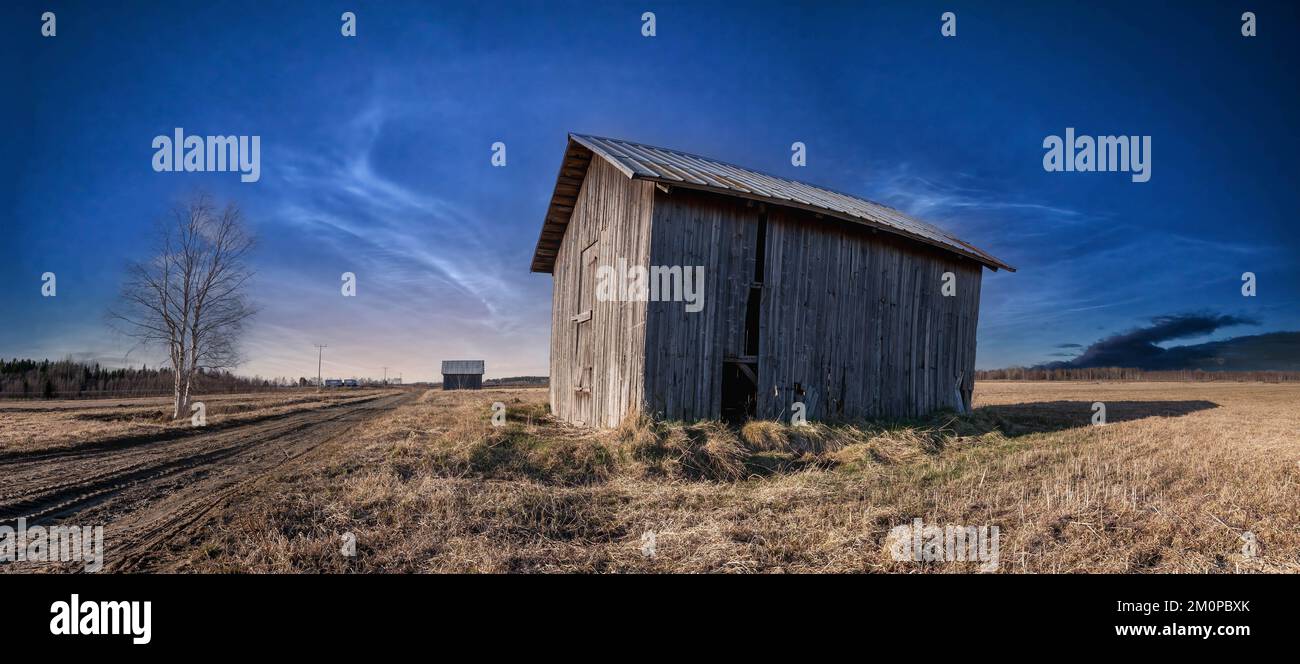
(529, 133, 1015, 274)
(441, 360, 485, 375)
(573, 133, 917, 214)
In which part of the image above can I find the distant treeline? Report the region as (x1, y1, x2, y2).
(976, 367, 1300, 382)
(484, 376, 548, 387)
(423, 376, 550, 388)
(0, 358, 298, 399)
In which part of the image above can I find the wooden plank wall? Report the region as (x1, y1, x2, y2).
(551, 174, 984, 426)
(756, 206, 983, 420)
(442, 374, 482, 390)
(548, 157, 655, 426)
(643, 191, 759, 420)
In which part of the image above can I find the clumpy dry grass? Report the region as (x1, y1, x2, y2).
(171, 382, 1300, 573)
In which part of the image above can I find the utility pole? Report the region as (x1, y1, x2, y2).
(382, 366, 389, 385)
(314, 344, 327, 388)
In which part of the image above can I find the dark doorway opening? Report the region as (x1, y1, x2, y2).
(743, 288, 761, 357)
(724, 210, 766, 426)
(744, 212, 767, 357)
(721, 362, 757, 426)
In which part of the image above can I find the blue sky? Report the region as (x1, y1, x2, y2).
(2, 0, 1297, 380)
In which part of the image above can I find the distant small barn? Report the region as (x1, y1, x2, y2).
(441, 360, 484, 390)
(530, 134, 1014, 427)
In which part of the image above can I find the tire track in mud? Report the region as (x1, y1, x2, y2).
(0, 391, 414, 573)
(0, 399, 379, 517)
(0, 393, 389, 466)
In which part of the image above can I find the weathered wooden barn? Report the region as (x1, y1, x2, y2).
(441, 360, 484, 390)
(530, 134, 1014, 427)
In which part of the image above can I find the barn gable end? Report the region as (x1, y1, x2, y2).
(546, 157, 656, 426)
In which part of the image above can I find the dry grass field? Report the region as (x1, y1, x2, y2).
(0, 389, 394, 457)
(157, 381, 1300, 573)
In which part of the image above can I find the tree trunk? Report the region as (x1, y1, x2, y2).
(171, 344, 189, 420)
(180, 370, 194, 421)
(172, 366, 186, 420)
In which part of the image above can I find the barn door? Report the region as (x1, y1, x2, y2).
(572, 242, 598, 425)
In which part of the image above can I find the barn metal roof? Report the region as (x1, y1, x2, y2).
(441, 360, 485, 375)
(530, 134, 1015, 273)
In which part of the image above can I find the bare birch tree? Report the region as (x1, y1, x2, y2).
(111, 193, 257, 419)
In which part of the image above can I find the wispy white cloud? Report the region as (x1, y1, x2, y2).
(233, 99, 552, 380)
(873, 170, 1088, 224)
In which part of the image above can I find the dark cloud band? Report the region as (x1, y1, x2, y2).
(1040, 313, 1300, 371)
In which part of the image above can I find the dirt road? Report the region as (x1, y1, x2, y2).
(0, 391, 414, 572)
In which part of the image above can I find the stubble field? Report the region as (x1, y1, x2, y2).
(147, 381, 1300, 573)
